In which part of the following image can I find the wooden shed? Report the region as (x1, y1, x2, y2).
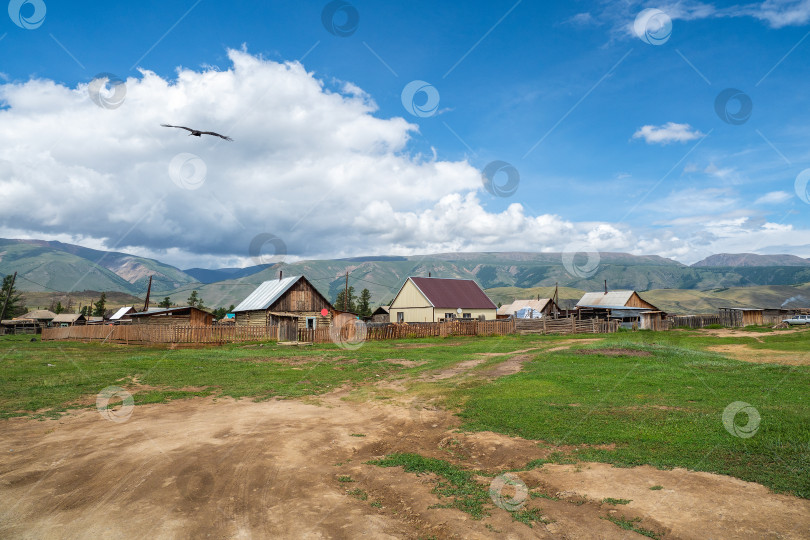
(127, 306, 213, 326)
(369, 305, 390, 323)
(233, 275, 333, 330)
(719, 307, 764, 327)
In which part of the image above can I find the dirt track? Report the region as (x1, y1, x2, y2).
(1, 388, 808, 539)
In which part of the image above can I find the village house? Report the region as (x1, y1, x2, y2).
(575, 290, 665, 329)
(389, 277, 497, 323)
(233, 275, 333, 330)
(110, 306, 136, 322)
(497, 298, 560, 319)
(51, 313, 86, 327)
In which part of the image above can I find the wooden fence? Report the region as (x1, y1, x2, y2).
(669, 315, 722, 329)
(515, 317, 620, 335)
(298, 319, 517, 343)
(42, 324, 279, 345)
(41, 316, 632, 346)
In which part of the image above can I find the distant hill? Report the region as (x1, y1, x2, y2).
(692, 253, 810, 267)
(7, 239, 810, 313)
(157, 251, 810, 311)
(183, 266, 267, 284)
(0, 239, 198, 295)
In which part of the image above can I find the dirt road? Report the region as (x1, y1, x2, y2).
(1, 388, 808, 539)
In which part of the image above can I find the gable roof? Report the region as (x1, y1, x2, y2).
(576, 290, 659, 311)
(52, 313, 85, 323)
(497, 299, 553, 316)
(110, 306, 135, 320)
(233, 275, 304, 312)
(408, 277, 497, 310)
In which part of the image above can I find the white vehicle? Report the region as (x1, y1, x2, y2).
(782, 314, 810, 325)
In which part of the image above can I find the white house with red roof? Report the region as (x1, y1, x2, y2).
(389, 277, 497, 323)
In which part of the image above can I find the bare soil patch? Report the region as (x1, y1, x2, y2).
(708, 344, 810, 366)
(1, 394, 807, 539)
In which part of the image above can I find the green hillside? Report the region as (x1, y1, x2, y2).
(161, 253, 810, 311)
(0, 239, 198, 294)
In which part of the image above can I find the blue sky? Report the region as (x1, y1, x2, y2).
(2, 0, 810, 268)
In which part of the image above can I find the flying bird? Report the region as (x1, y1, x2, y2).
(161, 124, 233, 141)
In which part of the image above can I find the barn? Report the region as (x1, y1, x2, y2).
(389, 277, 497, 323)
(233, 275, 333, 330)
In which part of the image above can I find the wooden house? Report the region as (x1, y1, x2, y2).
(127, 306, 213, 326)
(110, 306, 136, 322)
(16, 309, 57, 328)
(233, 275, 333, 330)
(497, 299, 559, 319)
(51, 313, 86, 327)
(575, 290, 664, 329)
(389, 277, 497, 323)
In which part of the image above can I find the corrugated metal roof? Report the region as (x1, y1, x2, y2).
(128, 306, 200, 317)
(497, 299, 552, 316)
(110, 306, 135, 320)
(233, 276, 302, 312)
(576, 291, 636, 308)
(409, 277, 497, 310)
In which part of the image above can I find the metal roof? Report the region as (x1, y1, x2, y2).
(576, 291, 637, 308)
(497, 299, 552, 316)
(110, 306, 135, 320)
(128, 306, 204, 317)
(233, 276, 302, 312)
(409, 277, 497, 310)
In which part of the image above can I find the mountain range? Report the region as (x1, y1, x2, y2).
(3, 238, 810, 313)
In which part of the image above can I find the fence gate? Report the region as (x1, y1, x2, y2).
(279, 320, 298, 342)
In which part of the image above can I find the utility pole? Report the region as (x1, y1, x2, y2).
(143, 275, 153, 312)
(0, 271, 17, 321)
(344, 272, 349, 311)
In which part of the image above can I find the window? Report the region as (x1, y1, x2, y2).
(306, 317, 316, 329)
(397, 312, 404, 323)
(463, 313, 471, 319)
(445, 313, 455, 319)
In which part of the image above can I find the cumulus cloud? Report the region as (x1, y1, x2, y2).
(633, 122, 704, 145)
(0, 48, 807, 268)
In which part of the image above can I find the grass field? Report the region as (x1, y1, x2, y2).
(1, 328, 808, 500)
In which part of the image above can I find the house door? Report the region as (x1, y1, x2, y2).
(279, 320, 298, 342)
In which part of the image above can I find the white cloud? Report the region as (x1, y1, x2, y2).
(742, 0, 810, 28)
(0, 48, 807, 269)
(755, 191, 792, 204)
(632, 122, 704, 145)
